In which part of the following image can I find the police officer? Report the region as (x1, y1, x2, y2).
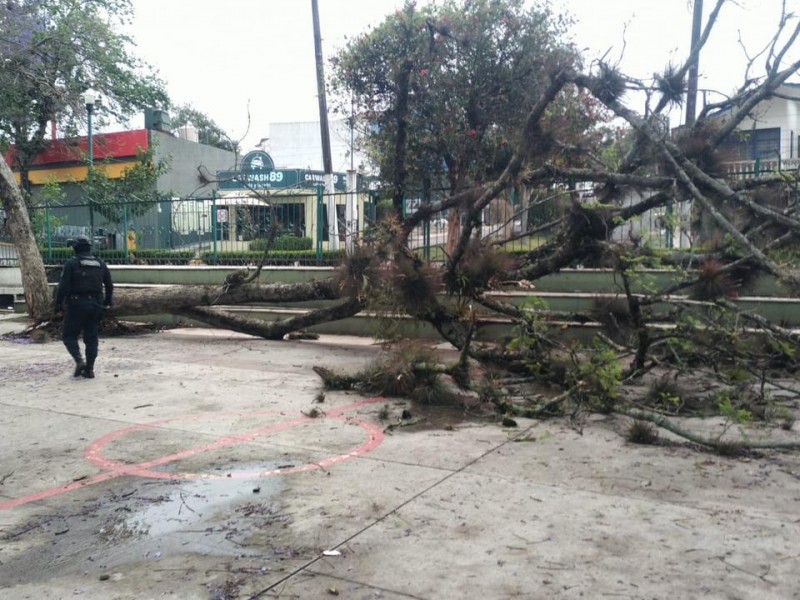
(54, 236, 113, 378)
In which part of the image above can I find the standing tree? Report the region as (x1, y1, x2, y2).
(330, 0, 603, 244)
(171, 103, 240, 154)
(82, 148, 171, 222)
(0, 0, 168, 320)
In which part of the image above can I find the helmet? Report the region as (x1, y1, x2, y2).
(69, 235, 92, 250)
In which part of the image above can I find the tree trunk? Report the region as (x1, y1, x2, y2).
(110, 279, 342, 317)
(0, 156, 51, 321)
(177, 297, 364, 340)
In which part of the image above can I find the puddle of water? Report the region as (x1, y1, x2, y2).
(124, 464, 284, 538)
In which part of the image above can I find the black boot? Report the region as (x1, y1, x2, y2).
(73, 359, 86, 377)
(82, 357, 95, 379)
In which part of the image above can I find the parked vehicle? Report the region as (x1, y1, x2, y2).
(45, 225, 110, 248)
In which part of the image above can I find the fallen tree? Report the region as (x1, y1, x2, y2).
(4, 0, 800, 451)
(309, 0, 800, 452)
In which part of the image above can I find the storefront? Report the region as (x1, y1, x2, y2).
(215, 151, 366, 251)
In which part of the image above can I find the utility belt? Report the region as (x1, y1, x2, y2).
(69, 292, 103, 302)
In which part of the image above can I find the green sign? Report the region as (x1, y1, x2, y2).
(240, 150, 275, 171)
(217, 168, 348, 192)
(300, 170, 348, 191)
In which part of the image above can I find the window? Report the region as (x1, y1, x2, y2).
(721, 127, 781, 161)
(752, 127, 781, 160)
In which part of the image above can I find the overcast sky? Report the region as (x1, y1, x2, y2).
(126, 0, 799, 150)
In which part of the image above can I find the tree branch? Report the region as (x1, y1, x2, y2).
(177, 297, 365, 340)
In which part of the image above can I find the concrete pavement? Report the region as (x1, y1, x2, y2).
(1, 326, 799, 599)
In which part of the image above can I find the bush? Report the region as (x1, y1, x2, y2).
(40, 248, 195, 265)
(95, 250, 128, 264)
(39, 247, 74, 264)
(125, 250, 195, 265)
(202, 249, 344, 266)
(250, 236, 313, 252)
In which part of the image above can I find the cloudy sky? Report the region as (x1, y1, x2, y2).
(126, 0, 799, 149)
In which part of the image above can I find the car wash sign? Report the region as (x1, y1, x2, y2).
(218, 151, 347, 192)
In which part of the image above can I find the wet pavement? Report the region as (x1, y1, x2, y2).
(1, 325, 800, 599)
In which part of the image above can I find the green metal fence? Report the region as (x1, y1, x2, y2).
(0, 188, 673, 267)
(399, 187, 672, 260)
(14, 194, 346, 266)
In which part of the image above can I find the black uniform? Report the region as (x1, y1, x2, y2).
(55, 240, 113, 378)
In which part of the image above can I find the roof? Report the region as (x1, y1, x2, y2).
(4, 129, 149, 168)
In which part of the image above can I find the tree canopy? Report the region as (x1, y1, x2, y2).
(0, 0, 168, 190)
(171, 103, 240, 154)
(331, 0, 605, 206)
(0, 0, 169, 319)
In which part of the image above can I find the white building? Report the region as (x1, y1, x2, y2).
(719, 82, 800, 176)
(611, 83, 800, 248)
(265, 119, 370, 174)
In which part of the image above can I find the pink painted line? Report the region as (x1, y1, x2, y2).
(0, 471, 120, 511)
(0, 398, 385, 511)
(149, 416, 386, 481)
(85, 413, 315, 475)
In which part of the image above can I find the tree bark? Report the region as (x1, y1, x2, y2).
(177, 297, 365, 340)
(0, 156, 51, 321)
(109, 279, 342, 317)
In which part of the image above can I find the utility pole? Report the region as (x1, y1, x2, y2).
(670, 0, 703, 250)
(685, 0, 703, 126)
(346, 95, 358, 253)
(311, 0, 338, 250)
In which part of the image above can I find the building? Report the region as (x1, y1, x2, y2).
(212, 149, 368, 252)
(608, 83, 800, 249)
(2, 114, 238, 252)
(719, 82, 800, 177)
(266, 119, 369, 173)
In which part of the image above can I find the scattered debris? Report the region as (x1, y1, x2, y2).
(207, 577, 242, 600)
(303, 407, 325, 418)
(384, 417, 426, 433)
(626, 419, 659, 445)
(286, 330, 320, 340)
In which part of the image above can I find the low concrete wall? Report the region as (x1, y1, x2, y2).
(105, 266, 794, 297)
(107, 265, 335, 286)
(4, 266, 800, 335)
(0, 267, 24, 310)
(0, 266, 23, 288)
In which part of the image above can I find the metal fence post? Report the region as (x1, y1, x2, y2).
(369, 192, 377, 223)
(123, 202, 129, 262)
(212, 191, 218, 263)
(316, 187, 323, 260)
(423, 191, 431, 261)
(45, 202, 52, 263)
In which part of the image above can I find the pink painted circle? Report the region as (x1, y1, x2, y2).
(85, 403, 385, 481)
